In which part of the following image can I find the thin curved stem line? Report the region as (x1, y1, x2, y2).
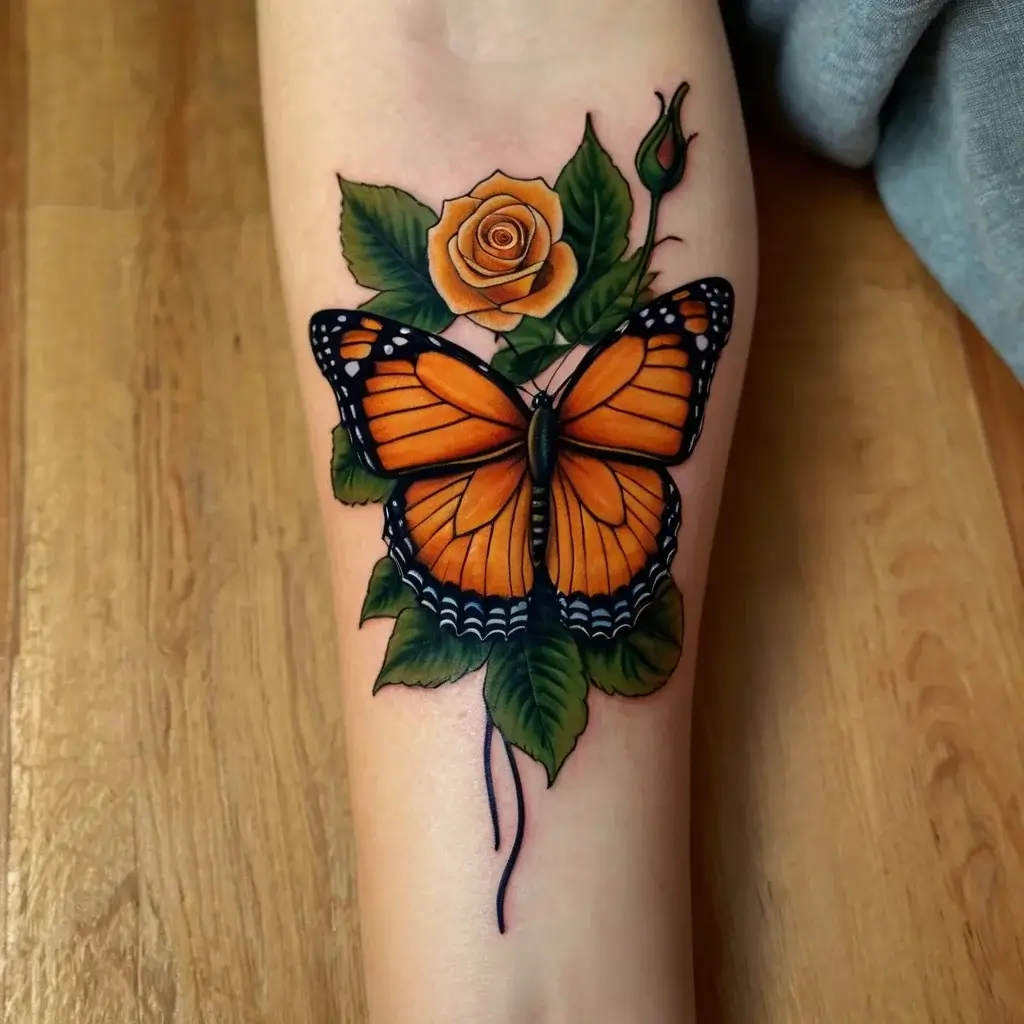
(496, 738, 525, 934)
(630, 192, 662, 312)
(495, 330, 538, 397)
(483, 709, 500, 851)
(540, 342, 580, 399)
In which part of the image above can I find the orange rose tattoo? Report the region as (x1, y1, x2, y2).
(427, 172, 578, 332)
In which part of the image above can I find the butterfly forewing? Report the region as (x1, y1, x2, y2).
(309, 310, 530, 475)
(557, 276, 734, 465)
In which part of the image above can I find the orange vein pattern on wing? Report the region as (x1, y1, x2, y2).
(559, 329, 694, 460)
(404, 454, 534, 597)
(362, 350, 527, 472)
(546, 452, 668, 596)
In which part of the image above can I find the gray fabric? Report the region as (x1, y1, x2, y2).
(724, 0, 1024, 380)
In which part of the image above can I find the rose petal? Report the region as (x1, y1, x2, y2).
(432, 195, 481, 249)
(476, 211, 531, 268)
(458, 198, 537, 269)
(468, 211, 528, 273)
(451, 236, 541, 289)
(466, 247, 523, 275)
(521, 210, 552, 268)
(430, 256, 495, 315)
(456, 194, 515, 260)
(427, 196, 494, 314)
(480, 268, 540, 305)
(470, 171, 564, 240)
(469, 307, 524, 332)
(500, 241, 578, 317)
(477, 211, 527, 257)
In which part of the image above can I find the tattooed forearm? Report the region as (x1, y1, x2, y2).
(309, 81, 733, 933)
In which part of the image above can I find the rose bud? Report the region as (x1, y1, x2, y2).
(634, 81, 693, 197)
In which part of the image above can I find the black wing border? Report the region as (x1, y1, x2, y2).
(555, 276, 735, 468)
(309, 308, 531, 478)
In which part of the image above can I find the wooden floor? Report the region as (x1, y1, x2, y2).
(2, 2, 1022, 1022)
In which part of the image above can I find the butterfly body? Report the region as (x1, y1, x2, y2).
(526, 393, 557, 489)
(525, 393, 558, 567)
(311, 277, 734, 641)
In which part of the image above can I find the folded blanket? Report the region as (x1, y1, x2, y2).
(724, 0, 1024, 380)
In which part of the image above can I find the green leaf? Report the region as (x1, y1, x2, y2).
(484, 615, 589, 784)
(339, 177, 438, 293)
(374, 607, 491, 692)
(504, 315, 556, 349)
(338, 177, 453, 327)
(492, 317, 568, 384)
(359, 289, 454, 335)
(360, 556, 416, 623)
(578, 580, 684, 697)
(555, 114, 633, 298)
(558, 251, 649, 346)
(331, 424, 394, 505)
(636, 280, 658, 307)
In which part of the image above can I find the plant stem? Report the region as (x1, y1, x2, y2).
(496, 738, 525, 934)
(630, 192, 662, 310)
(483, 707, 500, 851)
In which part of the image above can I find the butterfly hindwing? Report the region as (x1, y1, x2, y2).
(309, 310, 530, 476)
(545, 452, 681, 638)
(384, 454, 535, 639)
(557, 276, 734, 465)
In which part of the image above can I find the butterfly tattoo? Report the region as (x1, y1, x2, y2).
(309, 277, 734, 639)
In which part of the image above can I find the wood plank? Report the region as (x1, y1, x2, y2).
(693, 143, 1024, 1023)
(962, 316, 1024, 582)
(127, 209, 363, 1024)
(9, 209, 143, 1022)
(11, 1, 365, 1021)
(0, 0, 29, 1016)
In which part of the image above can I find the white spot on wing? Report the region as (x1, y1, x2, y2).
(695, 335, 709, 352)
(345, 361, 360, 376)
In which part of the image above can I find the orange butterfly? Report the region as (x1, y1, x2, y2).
(310, 277, 733, 640)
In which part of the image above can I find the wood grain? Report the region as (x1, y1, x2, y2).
(6, 2, 363, 1022)
(1, 0, 28, 1013)
(692, 149, 1024, 1024)
(2, 2, 1022, 1022)
(963, 316, 1024, 580)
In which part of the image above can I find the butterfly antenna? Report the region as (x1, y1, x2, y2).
(494, 331, 538, 397)
(543, 343, 582, 398)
